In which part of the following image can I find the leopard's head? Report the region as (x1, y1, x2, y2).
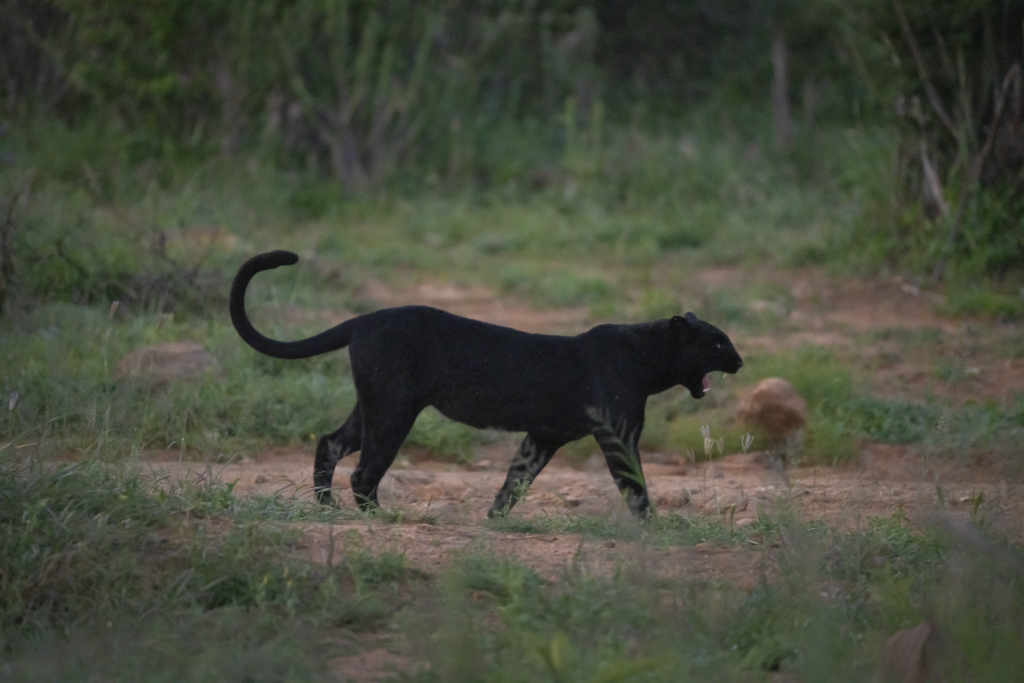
(670, 312, 743, 399)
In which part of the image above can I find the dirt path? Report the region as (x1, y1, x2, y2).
(141, 442, 1022, 683)
(144, 442, 1023, 582)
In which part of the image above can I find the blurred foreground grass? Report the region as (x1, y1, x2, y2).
(2, 446, 1023, 681)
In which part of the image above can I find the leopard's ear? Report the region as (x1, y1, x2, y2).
(670, 314, 699, 341)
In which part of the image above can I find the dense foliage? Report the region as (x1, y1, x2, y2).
(1, 0, 1022, 279)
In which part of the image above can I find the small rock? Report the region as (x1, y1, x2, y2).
(558, 488, 584, 507)
(654, 489, 691, 508)
(768, 673, 800, 683)
(392, 471, 435, 486)
(899, 283, 920, 297)
(874, 621, 944, 683)
(329, 647, 418, 682)
(726, 495, 749, 512)
(748, 299, 786, 317)
(737, 377, 808, 441)
(115, 342, 221, 384)
(702, 493, 748, 513)
(557, 483, 601, 508)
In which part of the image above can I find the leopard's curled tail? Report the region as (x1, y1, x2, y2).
(230, 250, 358, 359)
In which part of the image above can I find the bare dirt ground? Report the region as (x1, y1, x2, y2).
(145, 441, 1021, 680)
(145, 442, 1023, 580)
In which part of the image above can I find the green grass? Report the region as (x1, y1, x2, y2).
(7, 301, 1018, 469)
(488, 509, 785, 549)
(0, 301, 495, 463)
(1, 304, 353, 457)
(419, 512, 1023, 682)
(4, 443, 1023, 681)
(719, 345, 1024, 465)
(497, 264, 615, 309)
(7, 612, 327, 682)
(405, 408, 488, 463)
(635, 345, 861, 464)
(0, 450, 411, 636)
(0, 448, 430, 679)
(5, 117, 1018, 467)
(945, 286, 1024, 321)
(3, 106, 1024, 680)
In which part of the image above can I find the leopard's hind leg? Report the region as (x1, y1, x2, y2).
(314, 401, 362, 504)
(349, 400, 419, 511)
(488, 434, 567, 518)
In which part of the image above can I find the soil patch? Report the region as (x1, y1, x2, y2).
(143, 443, 1024, 582)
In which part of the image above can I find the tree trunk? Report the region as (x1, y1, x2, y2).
(0, 189, 21, 317)
(771, 31, 793, 152)
(215, 65, 244, 157)
(802, 79, 816, 133)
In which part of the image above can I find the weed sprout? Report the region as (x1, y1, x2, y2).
(741, 432, 754, 453)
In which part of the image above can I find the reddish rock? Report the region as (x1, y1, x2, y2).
(875, 621, 944, 683)
(115, 342, 221, 384)
(737, 377, 808, 440)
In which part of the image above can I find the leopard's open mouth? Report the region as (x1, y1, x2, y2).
(688, 374, 712, 399)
